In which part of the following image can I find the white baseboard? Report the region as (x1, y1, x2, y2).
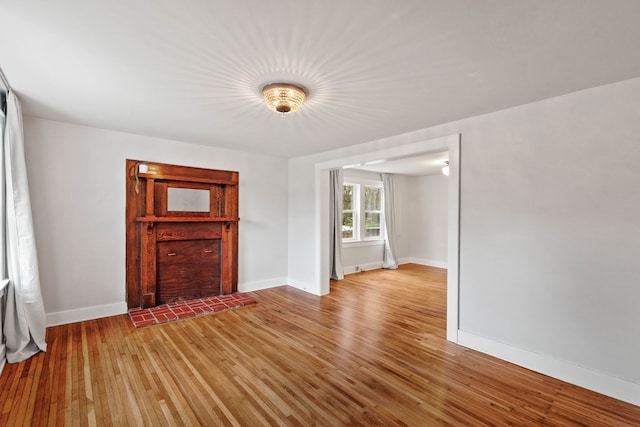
(406, 257, 448, 269)
(344, 261, 383, 275)
(343, 266, 358, 275)
(238, 277, 288, 293)
(344, 258, 446, 274)
(458, 331, 640, 407)
(46, 302, 128, 327)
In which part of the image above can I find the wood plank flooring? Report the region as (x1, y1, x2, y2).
(1, 264, 638, 426)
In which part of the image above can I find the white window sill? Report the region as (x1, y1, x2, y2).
(342, 239, 385, 248)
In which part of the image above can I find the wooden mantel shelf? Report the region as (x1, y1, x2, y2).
(136, 216, 239, 223)
(137, 172, 237, 186)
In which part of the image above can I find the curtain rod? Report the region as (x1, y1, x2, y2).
(0, 65, 11, 92)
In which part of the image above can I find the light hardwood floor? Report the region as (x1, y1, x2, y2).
(1, 264, 638, 426)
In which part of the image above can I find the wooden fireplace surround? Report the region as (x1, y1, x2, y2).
(125, 160, 239, 309)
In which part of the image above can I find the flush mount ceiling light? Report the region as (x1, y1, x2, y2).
(442, 161, 450, 176)
(262, 83, 307, 114)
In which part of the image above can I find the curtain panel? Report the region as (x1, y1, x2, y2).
(329, 168, 344, 280)
(2, 90, 47, 364)
(382, 173, 398, 269)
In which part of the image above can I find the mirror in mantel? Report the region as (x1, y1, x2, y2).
(167, 187, 210, 212)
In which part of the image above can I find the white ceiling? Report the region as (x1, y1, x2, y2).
(349, 151, 449, 176)
(2, 1, 640, 158)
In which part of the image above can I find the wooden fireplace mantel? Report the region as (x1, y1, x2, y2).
(125, 160, 239, 309)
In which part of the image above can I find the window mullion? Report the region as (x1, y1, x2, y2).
(359, 184, 365, 241)
(353, 184, 359, 241)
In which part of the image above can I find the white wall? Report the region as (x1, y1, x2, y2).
(24, 117, 289, 325)
(391, 174, 411, 261)
(288, 77, 640, 404)
(341, 242, 384, 274)
(407, 174, 448, 267)
(342, 169, 380, 182)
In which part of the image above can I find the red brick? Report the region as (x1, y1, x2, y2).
(175, 311, 195, 319)
(129, 293, 256, 327)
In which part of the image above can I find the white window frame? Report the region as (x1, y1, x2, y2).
(342, 177, 384, 246)
(363, 184, 383, 240)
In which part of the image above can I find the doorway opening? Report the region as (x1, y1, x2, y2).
(315, 134, 460, 342)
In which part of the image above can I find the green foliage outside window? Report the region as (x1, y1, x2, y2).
(365, 187, 381, 211)
(342, 184, 354, 238)
(341, 183, 383, 240)
(364, 187, 381, 237)
(343, 185, 353, 210)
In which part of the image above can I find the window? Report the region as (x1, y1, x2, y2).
(342, 179, 384, 242)
(342, 183, 356, 239)
(364, 186, 382, 238)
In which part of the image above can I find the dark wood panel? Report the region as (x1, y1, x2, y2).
(2, 265, 639, 426)
(156, 222, 222, 241)
(156, 239, 221, 304)
(145, 178, 155, 216)
(153, 180, 167, 216)
(125, 159, 143, 308)
(139, 223, 157, 307)
(232, 222, 239, 292)
(225, 184, 238, 218)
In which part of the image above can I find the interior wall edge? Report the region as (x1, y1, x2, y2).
(286, 278, 323, 296)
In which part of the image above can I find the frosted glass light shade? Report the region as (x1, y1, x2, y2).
(262, 83, 307, 114)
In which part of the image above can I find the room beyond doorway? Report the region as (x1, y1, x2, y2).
(315, 134, 461, 342)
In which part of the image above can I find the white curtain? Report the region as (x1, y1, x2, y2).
(2, 91, 47, 363)
(0, 95, 6, 372)
(382, 173, 398, 269)
(329, 168, 344, 280)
